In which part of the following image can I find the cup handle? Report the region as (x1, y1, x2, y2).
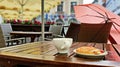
(61, 41, 70, 49)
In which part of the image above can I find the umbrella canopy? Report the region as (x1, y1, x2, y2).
(0, 10, 40, 20)
(0, 0, 60, 12)
(0, 0, 61, 20)
(74, 4, 120, 44)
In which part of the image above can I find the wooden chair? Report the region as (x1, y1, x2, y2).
(0, 28, 6, 48)
(65, 23, 81, 42)
(0, 24, 25, 47)
(55, 19, 64, 25)
(77, 22, 113, 43)
(45, 25, 63, 40)
(68, 18, 78, 25)
(0, 26, 16, 47)
(49, 24, 63, 37)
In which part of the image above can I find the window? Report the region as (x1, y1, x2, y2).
(92, 0, 98, 3)
(57, 2, 63, 12)
(71, 2, 77, 13)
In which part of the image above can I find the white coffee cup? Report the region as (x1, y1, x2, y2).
(53, 38, 73, 54)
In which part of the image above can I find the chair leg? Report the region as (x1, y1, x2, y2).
(6, 42, 10, 46)
(21, 39, 24, 44)
(25, 37, 27, 43)
(16, 40, 19, 45)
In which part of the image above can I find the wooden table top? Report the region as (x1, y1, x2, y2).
(0, 42, 120, 67)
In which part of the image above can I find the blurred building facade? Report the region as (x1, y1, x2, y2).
(49, 0, 83, 15)
(36, 0, 83, 24)
(93, 0, 120, 15)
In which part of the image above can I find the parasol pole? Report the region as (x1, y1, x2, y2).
(41, 0, 45, 41)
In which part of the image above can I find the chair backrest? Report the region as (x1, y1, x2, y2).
(0, 26, 6, 48)
(0, 23, 13, 36)
(49, 25, 63, 35)
(55, 19, 64, 25)
(68, 18, 78, 25)
(77, 22, 113, 43)
(65, 23, 81, 42)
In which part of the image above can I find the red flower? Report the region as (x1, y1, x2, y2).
(34, 21, 41, 25)
(13, 19, 17, 24)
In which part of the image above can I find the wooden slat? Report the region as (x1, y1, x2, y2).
(105, 44, 120, 61)
(0, 42, 57, 56)
(112, 44, 120, 55)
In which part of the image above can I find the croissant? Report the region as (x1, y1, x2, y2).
(76, 46, 103, 55)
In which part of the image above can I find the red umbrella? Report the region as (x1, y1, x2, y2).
(74, 4, 120, 44)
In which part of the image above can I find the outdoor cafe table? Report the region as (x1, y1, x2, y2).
(10, 31, 52, 42)
(0, 41, 120, 67)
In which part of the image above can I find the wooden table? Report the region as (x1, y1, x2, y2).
(0, 42, 120, 67)
(10, 31, 52, 42)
